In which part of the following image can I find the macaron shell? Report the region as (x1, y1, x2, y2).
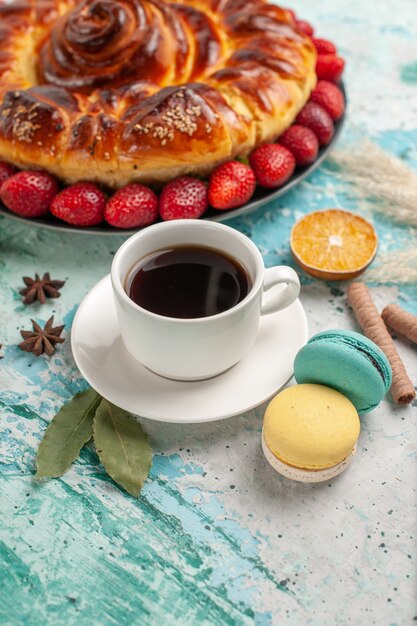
(262, 432, 357, 483)
(294, 329, 392, 413)
(310, 329, 392, 389)
(263, 384, 360, 469)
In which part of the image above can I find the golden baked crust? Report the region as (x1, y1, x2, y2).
(0, 0, 316, 187)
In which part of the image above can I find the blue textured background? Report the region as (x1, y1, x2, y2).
(1, 0, 416, 623)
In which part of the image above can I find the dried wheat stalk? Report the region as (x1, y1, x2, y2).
(364, 247, 417, 283)
(328, 140, 417, 226)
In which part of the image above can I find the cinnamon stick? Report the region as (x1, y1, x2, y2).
(347, 283, 416, 404)
(381, 304, 417, 344)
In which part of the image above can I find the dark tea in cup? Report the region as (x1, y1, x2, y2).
(126, 245, 252, 319)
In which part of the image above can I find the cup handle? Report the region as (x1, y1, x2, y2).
(260, 266, 300, 316)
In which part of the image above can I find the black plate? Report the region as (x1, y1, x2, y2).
(0, 84, 345, 235)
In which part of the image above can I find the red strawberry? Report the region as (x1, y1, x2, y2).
(0, 171, 58, 218)
(296, 19, 314, 36)
(159, 177, 208, 221)
(296, 102, 334, 146)
(51, 182, 106, 226)
(312, 38, 337, 55)
(311, 80, 345, 121)
(316, 54, 345, 82)
(208, 161, 256, 210)
(249, 144, 295, 188)
(279, 125, 319, 166)
(0, 161, 17, 191)
(105, 184, 158, 228)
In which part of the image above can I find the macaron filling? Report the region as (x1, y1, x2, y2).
(265, 437, 356, 470)
(262, 433, 357, 483)
(307, 332, 391, 389)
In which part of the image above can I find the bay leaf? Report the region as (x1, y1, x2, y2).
(36, 388, 102, 479)
(93, 400, 152, 497)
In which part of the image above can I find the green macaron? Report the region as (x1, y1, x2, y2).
(294, 329, 392, 413)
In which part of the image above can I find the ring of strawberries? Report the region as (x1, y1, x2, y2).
(0, 15, 345, 229)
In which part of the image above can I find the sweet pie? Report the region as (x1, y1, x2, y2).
(0, 0, 316, 187)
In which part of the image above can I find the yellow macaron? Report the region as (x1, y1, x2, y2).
(262, 384, 360, 482)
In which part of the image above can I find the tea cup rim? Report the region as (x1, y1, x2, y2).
(111, 220, 265, 324)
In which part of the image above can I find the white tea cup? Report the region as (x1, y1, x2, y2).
(111, 220, 300, 380)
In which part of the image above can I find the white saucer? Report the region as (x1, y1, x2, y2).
(71, 275, 308, 423)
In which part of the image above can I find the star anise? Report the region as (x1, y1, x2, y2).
(18, 316, 65, 357)
(20, 273, 65, 305)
